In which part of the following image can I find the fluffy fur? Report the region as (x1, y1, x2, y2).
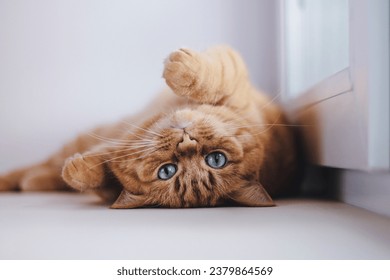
(0, 46, 301, 208)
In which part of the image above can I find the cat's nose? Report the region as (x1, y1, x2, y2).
(177, 133, 197, 155)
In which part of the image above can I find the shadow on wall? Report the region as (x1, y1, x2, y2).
(291, 105, 341, 199)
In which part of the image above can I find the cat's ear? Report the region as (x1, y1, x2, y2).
(230, 182, 275, 207)
(111, 190, 147, 209)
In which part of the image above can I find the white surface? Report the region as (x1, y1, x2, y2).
(0, 0, 280, 174)
(338, 169, 390, 217)
(282, 0, 389, 171)
(0, 193, 389, 260)
(285, 0, 349, 96)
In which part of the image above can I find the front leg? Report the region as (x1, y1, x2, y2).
(62, 152, 105, 191)
(163, 46, 254, 109)
(62, 150, 121, 203)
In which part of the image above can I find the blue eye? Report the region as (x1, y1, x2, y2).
(158, 164, 177, 180)
(205, 152, 227, 169)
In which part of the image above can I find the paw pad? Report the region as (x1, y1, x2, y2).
(163, 48, 201, 94)
(62, 153, 104, 191)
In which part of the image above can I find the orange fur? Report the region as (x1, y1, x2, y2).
(0, 46, 301, 208)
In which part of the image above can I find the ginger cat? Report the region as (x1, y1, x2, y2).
(0, 46, 301, 208)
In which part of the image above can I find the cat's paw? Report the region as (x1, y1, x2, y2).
(163, 48, 201, 96)
(62, 153, 105, 191)
(0, 176, 17, 191)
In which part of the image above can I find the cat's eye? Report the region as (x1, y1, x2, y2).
(205, 152, 227, 169)
(158, 164, 177, 180)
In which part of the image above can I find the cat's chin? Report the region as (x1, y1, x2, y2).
(153, 106, 242, 140)
(154, 108, 207, 133)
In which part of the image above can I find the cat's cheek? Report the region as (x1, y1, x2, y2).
(109, 164, 144, 195)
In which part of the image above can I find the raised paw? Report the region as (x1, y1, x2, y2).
(62, 153, 105, 191)
(163, 48, 202, 96)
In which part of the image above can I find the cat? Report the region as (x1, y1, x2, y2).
(0, 45, 301, 208)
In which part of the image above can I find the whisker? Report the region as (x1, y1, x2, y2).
(239, 117, 282, 137)
(88, 133, 131, 144)
(84, 144, 159, 158)
(222, 112, 284, 140)
(108, 149, 160, 164)
(151, 119, 164, 131)
(224, 92, 282, 126)
(132, 133, 159, 142)
(121, 120, 163, 137)
(88, 132, 158, 145)
(89, 146, 161, 168)
(109, 146, 159, 160)
(260, 92, 281, 111)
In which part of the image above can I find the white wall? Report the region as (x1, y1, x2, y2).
(338, 170, 390, 217)
(0, 0, 279, 173)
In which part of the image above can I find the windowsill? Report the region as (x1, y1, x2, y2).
(0, 193, 389, 259)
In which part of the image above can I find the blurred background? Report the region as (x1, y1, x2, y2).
(0, 0, 279, 172)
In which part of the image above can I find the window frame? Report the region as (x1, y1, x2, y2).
(280, 0, 389, 171)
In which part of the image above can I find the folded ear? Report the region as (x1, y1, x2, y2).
(230, 182, 275, 207)
(110, 190, 147, 209)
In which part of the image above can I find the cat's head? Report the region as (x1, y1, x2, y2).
(109, 105, 274, 208)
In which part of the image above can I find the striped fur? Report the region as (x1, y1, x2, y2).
(0, 46, 301, 208)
